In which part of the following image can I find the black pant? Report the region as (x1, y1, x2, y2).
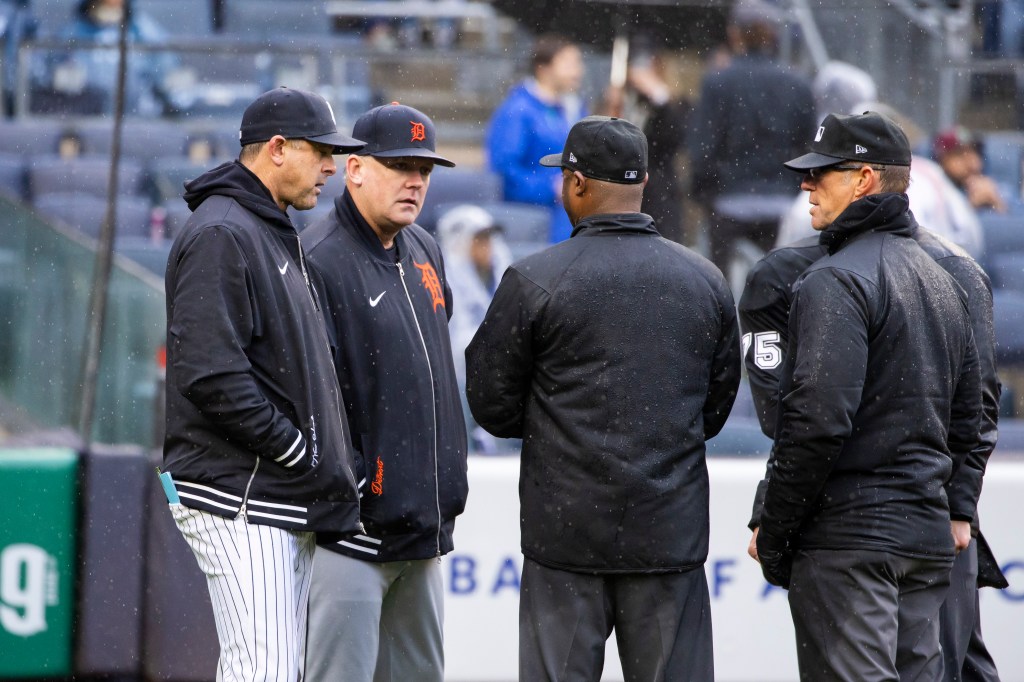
(788, 549, 952, 682)
(939, 539, 1002, 681)
(519, 558, 714, 682)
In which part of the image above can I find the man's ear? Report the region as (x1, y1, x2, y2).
(266, 135, 288, 166)
(853, 166, 879, 199)
(572, 170, 588, 197)
(346, 154, 365, 186)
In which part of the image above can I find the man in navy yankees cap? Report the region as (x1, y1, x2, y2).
(162, 86, 362, 680)
(302, 102, 467, 682)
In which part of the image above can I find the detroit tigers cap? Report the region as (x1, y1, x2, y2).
(239, 87, 365, 153)
(539, 115, 647, 184)
(784, 111, 911, 171)
(351, 102, 456, 167)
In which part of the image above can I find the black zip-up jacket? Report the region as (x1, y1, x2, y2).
(740, 223, 1006, 588)
(163, 161, 360, 534)
(303, 190, 468, 562)
(466, 213, 741, 573)
(755, 193, 983, 587)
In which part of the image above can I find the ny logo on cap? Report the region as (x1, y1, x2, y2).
(410, 121, 426, 142)
(815, 126, 825, 142)
(625, 170, 638, 179)
(855, 145, 868, 154)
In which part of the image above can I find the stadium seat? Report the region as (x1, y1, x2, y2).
(418, 168, 503, 232)
(149, 156, 221, 203)
(77, 120, 192, 161)
(34, 192, 153, 239)
(988, 251, 1024, 293)
(222, 0, 331, 36)
(115, 236, 172, 277)
(978, 211, 1024, 271)
(28, 155, 146, 200)
(143, 0, 214, 36)
(161, 199, 193, 240)
(981, 130, 1024, 194)
(0, 153, 26, 196)
(0, 119, 66, 157)
(992, 290, 1024, 365)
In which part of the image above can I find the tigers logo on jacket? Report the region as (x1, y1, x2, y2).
(415, 261, 445, 312)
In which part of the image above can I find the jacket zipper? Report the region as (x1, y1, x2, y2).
(396, 261, 443, 558)
(296, 235, 320, 312)
(238, 458, 260, 522)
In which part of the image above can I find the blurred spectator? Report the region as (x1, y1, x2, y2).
(43, 0, 174, 116)
(486, 33, 586, 243)
(934, 126, 1008, 214)
(689, 0, 816, 277)
(56, 127, 84, 159)
(0, 0, 37, 116)
(812, 60, 876, 124)
(437, 204, 513, 454)
(603, 49, 690, 244)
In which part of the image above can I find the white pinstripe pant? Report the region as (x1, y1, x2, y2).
(171, 504, 316, 682)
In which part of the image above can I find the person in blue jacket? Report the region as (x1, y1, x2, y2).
(486, 33, 586, 243)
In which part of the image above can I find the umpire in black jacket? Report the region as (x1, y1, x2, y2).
(466, 116, 740, 682)
(754, 112, 984, 681)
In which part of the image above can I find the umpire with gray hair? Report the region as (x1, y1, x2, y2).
(467, 115, 740, 681)
(752, 111, 984, 681)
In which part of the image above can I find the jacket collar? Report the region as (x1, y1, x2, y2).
(818, 192, 914, 254)
(570, 212, 659, 238)
(334, 189, 409, 262)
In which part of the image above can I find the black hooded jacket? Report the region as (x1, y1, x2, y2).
(303, 190, 469, 562)
(163, 161, 360, 534)
(755, 193, 982, 586)
(466, 213, 740, 573)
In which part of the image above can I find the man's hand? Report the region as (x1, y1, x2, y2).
(951, 520, 971, 553)
(748, 527, 760, 563)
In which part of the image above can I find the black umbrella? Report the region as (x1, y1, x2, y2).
(490, 0, 727, 52)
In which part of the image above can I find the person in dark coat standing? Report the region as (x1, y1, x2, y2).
(753, 111, 984, 681)
(302, 103, 469, 682)
(689, 0, 816, 276)
(466, 115, 740, 682)
(739, 231, 1007, 682)
(162, 87, 365, 680)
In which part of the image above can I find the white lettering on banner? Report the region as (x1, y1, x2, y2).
(443, 456, 1024, 682)
(0, 544, 58, 637)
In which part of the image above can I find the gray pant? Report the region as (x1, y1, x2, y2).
(940, 539, 1001, 681)
(789, 549, 952, 682)
(520, 558, 714, 682)
(305, 550, 444, 682)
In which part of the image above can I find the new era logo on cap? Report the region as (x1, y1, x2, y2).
(855, 145, 868, 154)
(569, 153, 577, 163)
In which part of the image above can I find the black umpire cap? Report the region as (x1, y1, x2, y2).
(784, 111, 912, 171)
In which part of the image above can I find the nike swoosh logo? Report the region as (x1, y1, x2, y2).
(369, 291, 386, 307)
(278, 261, 289, 275)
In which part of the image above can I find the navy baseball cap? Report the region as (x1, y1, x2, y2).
(351, 102, 455, 167)
(539, 116, 647, 184)
(239, 87, 365, 153)
(784, 111, 911, 171)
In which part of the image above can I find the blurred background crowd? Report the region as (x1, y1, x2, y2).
(1, 0, 1024, 454)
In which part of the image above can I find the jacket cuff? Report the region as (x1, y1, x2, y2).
(272, 429, 307, 469)
(748, 479, 768, 530)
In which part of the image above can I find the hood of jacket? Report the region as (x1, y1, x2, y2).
(819, 192, 914, 254)
(183, 160, 296, 236)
